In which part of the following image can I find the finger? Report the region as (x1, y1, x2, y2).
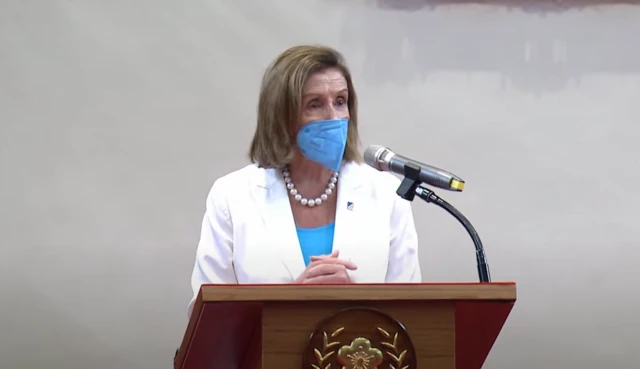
(302, 274, 335, 284)
(304, 263, 355, 278)
(338, 259, 357, 270)
(311, 258, 358, 270)
(305, 263, 345, 279)
(303, 273, 346, 284)
(304, 271, 352, 284)
(309, 257, 357, 271)
(310, 250, 339, 261)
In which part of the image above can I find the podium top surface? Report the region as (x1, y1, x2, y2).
(198, 282, 516, 303)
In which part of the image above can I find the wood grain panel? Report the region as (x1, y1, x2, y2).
(261, 301, 455, 369)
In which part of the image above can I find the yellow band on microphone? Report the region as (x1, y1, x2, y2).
(450, 179, 465, 191)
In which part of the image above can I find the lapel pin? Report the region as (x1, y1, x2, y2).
(346, 201, 354, 211)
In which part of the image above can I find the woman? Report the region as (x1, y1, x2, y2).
(187, 45, 421, 316)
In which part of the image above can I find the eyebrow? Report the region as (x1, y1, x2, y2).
(302, 89, 349, 99)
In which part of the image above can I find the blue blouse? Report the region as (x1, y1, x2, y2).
(296, 222, 336, 266)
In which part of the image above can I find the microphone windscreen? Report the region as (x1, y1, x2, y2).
(363, 144, 385, 167)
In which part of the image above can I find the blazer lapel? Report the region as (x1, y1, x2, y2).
(251, 168, 306, 281)
(332, 162, 365, 262)
(249, 163, 367, 282)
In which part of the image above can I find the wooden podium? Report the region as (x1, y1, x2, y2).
(174, 282, 516, 369)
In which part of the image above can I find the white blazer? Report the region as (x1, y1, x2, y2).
(188, 161, 422, 316)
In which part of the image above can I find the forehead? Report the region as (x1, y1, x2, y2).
(302, 68, 348, 96)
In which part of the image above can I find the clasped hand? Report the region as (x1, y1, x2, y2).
(295, 250, 357, 284)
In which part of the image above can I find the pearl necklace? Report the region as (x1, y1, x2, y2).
(282, 168, 338, 207)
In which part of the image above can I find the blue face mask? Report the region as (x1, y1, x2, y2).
(296, 118, 349, 172)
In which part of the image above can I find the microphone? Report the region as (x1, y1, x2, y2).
(364, 145, 490, 283)
(363, 145, 465, 192)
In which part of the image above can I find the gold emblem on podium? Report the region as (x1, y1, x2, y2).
(337, 337, 383, 369)
(303, 307, 416, 369)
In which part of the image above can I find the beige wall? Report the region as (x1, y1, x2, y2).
(1, 1, 639, 368)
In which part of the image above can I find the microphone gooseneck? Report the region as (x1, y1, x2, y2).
(414, 186, 491, 283)
(367, 145, 491, 283)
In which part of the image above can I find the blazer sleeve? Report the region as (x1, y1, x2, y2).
(385, 193, 422, 283)
(187, 180, 238, 318)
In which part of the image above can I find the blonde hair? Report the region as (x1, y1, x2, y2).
(249, 45, 362, 168)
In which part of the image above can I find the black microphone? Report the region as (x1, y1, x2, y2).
(363, 145, 465, 192)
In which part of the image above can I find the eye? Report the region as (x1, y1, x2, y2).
(307, 100, 322, 109)
(336, 97, 347, 106)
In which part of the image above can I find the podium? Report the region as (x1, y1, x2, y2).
(174, 282, 516, 369)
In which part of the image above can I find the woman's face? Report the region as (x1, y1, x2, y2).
(298, 67, 350, 129)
